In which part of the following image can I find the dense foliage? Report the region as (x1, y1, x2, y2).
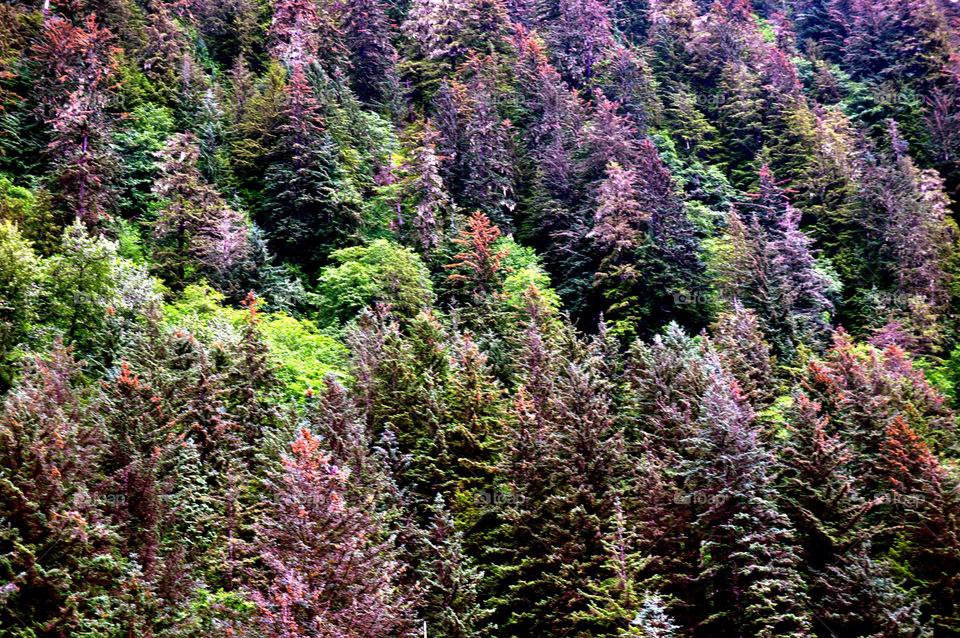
(1, 0, 960, 635)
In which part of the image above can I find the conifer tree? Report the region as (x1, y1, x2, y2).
(248, 426, 413, 637)
(682, 372, 813, 637)
(258, 63, 361, 264)
(342, 0, 399, 106)
(152, 131, 251, 291)
(418, 493, 491, 637)
(399, 121, 450, 258)
(708, 303, 778, 409)
(0, 344, 126, 634)
(33, 14, 121, 224)
(714, 166, 835, 360)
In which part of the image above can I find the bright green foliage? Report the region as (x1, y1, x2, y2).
(258, 313, 347, 399)
(316, 239, 435, 326)
(0, 221, 39, 390)
(164, 284, 346, 400)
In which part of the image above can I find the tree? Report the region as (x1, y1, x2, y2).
(258, 63, 361, 265)
(843, 0, 950, 85)
(682, 372, 813, 637)
(152, 131, 251, 291)
(543, 0, 615, 88)
(713, 166, 836, 361)
(859, 122, 959, 353)
(315, 239, 435, 326)
(396, 121, 451, 258)
(418, 494, 491, 637)
(588, 140, 707, 340)
(707, 302, 778, 409)
(0, 221, 40, 391)
(342, 0, 399, 106)
(489, 330, 626, 635)
(247, 426, 413, 637)
(0, 343, 133, 634)
(33, 14, 121, 225)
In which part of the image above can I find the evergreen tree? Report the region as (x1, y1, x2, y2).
(247, 426, 413, 636)
(152, 131, 251, 291)
(33, 14, 121, 225)
(682, 372, 813, 637)
(258, 63, 361, 265)
(342, 0, 399, 107)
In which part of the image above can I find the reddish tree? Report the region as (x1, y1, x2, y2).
(248, 427, 413, 637)
(444, 212, 507, 299)
(33, 14, 121, 224)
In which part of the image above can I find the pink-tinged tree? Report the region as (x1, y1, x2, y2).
(32, 14, 121, 224)
(843, 0, 951, 84)
(510, 27, 584, 206)
(152, 131, 252, 291)
(707, 302, 778, 409)
(268, 0, 326, 67)
(431, 68, 517, 230)
(579, 91, 641, 184)
(444, 211, 508, 300)
(715, 166, 835, 360)
(859, 123, 958, 353)
(403, 0, 511, 70)
(774, 391, 923, 638)
(588, 161, 648, 262)
(247, 427, 413, 637)
(780, 393, 875, 565)
(926, 86, 960, 167)
(0, 343, 125, 634)
(878, 416, 960, 631)
(587, 139, 706, 339)
(682, 372, 814, 637)
(799, 330, 957, 471)
(460, 72, 517, 229)
(489, 327, 627, 635)
(97, 361, 197, 603)
(341, 0, 399, 105)
(193, 206, 254, 298)
(399, 121, 450, 258)
(543, 0, 615, 88)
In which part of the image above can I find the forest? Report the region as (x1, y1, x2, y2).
(1, 0, 960, 635)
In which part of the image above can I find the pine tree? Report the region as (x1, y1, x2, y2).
(707, 302, 778, 410)
(490, 331, 626, 635)
(399, 121, 450, 258)
(714, 167, 835, 361)
(247, 426, 413, 637)
(879, 415, 960, 632)
(418, 493, 491, 637)
(843, 0, 950, 84)
(342, 0, 399, 106)
(258, 63, 361, 265)
(444, 212, 509, 304)
(576, 498, 676, 637)
(588, 140, 706, 340)
(682, 372, 813, 637)
(33, 14, 121, 224)
(152, 131, 251, 291)
(0, 343, 128, 634)
(859, 122, 958, 353)
(544, 0, 615, 88)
